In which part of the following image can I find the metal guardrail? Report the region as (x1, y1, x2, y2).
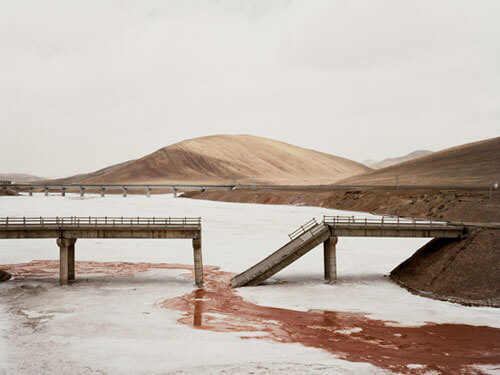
(0, 217, 201, 229)
(322, 215, 462, 228)
(288, 218, 319, 240)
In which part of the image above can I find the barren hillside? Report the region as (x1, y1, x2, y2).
(52, 135, 370, 185)
(340, 137, 500, 186)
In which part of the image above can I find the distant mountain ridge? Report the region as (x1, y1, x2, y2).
(47, 134, 371, 185)
(365, 150, 433, 169)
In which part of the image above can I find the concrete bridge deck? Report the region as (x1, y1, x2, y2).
(0, 217, 203, 286)
(231, 217, 467, 288)
(3, 184, 234, 198)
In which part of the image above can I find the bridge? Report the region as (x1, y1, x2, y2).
(3, 184, 235, 198)
(231, 216, 467, 288)
(3, 183, 491, 198)
(0, 217, 203, 286)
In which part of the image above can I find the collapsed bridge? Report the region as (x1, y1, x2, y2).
(231, 216, 467, 288)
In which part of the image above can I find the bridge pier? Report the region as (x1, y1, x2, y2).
(29, 187, 33, 196)
(323, 236, 338, 283)
(173, 188, 178, 198)
(146, 187, 151, 198)
(61, 187, 66, 197)
(192, 237, 203, 287)
(44, 187, 49, 196)
(122, 187, 127, 198)
(80, 186, 85, 198)
(101, 187, 105, 197)
(57, 238, 76, 285)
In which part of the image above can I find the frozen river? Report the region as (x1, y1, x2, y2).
(0, 194, 498, 374)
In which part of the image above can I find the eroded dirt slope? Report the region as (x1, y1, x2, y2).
(390, 229, 500, 307)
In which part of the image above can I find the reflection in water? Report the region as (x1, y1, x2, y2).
(193, 289, 205, 327)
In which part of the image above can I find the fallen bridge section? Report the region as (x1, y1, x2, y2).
(231, 219, 331, 287)
(231, 217, 467, 288)
(0, 217, 203, 286)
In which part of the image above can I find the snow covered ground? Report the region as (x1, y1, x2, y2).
(0, 194, 498, 374)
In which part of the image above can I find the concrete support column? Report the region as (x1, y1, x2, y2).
(57, 238, 76, 285)
(29, 187, 33, 196)
(146, 187, 151, 198)
(101, 187, 105, 197)
(80, 186, 85, 198)
(122, 187, 127, 198)
(44, 187, 49, 196)
(61, 187, 66, 197)
(192, 237, 203, 287)
(173, 188, 178, 198)
(323, 236, 338, 283)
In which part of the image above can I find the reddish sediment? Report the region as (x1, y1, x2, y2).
(3, 260, 499, 375)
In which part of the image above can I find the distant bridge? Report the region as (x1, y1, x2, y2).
(231, 216, 467, 288)
(3, 184, 235, 197)
(2, 183, 490, 198)
(0, 216, 203, 286)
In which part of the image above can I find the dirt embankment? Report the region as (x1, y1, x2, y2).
(182, 188, 499, 223)
(390, 228, 500, 307)
(0, 270, 11, 282)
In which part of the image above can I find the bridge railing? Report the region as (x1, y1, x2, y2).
(0, 217, 201, 229)
(288, 218, 319, 240)
(322, 215, 459, 228)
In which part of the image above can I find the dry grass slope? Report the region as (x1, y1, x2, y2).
(340, 137, 500, 186)
(50, 135, 370, 185)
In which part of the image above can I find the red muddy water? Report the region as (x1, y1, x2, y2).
(2, 260, 500, 375)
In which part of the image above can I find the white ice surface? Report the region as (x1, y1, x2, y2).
(0, 194, 499, 374)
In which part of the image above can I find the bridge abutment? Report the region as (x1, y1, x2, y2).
(57, 238, 76, 285)
(323, 235, 338, 283)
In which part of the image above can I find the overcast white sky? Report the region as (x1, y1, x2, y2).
(1, 0, 499, 178)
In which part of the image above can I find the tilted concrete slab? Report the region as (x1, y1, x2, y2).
(231, 223, 331, 288)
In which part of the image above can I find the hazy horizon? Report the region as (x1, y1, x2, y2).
(1, 1, 499, 178)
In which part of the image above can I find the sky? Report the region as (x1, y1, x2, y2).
(0, 0, 499, 178)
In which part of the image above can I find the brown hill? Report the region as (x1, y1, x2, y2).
(53, 135, 370, 185)
(340, 137, 500, 186)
